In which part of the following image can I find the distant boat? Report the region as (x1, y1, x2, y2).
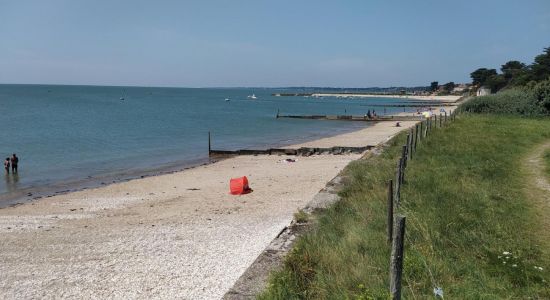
(225, 98, 230, 102)
(247, 94, 257, 100)
(120, 97, 125, 101)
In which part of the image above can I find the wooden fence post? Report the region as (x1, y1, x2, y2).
(395, 159, 401, 205)
(406, 133, 411, 161)
(444, 111, 447, 123)
(439, 113, 442, 127)
(414, 124, 418, 152)
(423, 120, 427, 138)
(390, 215, 406, 300)
(401, 145, 408, 170)
(434, 115, 437, 129)
(409, 128, 414, 160)
(387, 179, 394, 243)
(208, 131, 211, 156)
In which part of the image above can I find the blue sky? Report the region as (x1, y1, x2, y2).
(1, 0, 549, 87)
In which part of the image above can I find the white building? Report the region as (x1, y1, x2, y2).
(476, 87, 491, 96)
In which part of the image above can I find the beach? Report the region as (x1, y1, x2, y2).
(311, 93, 461, 102)
(0, 101, 458, 299)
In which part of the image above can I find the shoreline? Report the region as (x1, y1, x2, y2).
(0, 102, 456, 299)
(0, 120, 371, 209)
(311, 93, 462, 102)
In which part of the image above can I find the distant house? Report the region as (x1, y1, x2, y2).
(452, 84, 467, 93)
(476, 86, 491, 96)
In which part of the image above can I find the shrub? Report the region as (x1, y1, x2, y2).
(533, 79, 550, 111)
(462, 87, 550, 116)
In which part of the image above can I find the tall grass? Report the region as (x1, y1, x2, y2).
(259, 115, 550, 299)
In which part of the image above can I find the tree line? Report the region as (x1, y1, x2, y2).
(470, 46, 550, 92)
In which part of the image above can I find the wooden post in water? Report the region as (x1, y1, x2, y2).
(387, 179, 394, 243)
(395, 159, 401, 205)
(390, 215, 406, 300)
(276, 109, 280, 118)
(208, 131, 211, 156)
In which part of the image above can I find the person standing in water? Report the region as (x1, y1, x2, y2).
(3, 157, 10, 174)
(10, 154, 18, 174)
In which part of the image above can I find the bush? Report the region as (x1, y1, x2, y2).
(462, 87, 549, 116)
(533, 79, 550, 111)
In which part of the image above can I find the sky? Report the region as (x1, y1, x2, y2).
(0, 0, 549, 87)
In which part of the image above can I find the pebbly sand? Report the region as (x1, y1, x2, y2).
(0, 102, 457, 299)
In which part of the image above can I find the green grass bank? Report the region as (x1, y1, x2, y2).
(259, 115, 550, 299)
(545, 149, 550, 179)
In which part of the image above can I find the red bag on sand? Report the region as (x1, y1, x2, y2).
(230, 176, 252, 195)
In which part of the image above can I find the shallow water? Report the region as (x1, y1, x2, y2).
(0, 85, 414, 204)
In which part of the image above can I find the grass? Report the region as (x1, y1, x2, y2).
(294, 209, 309, 224)
(545, 149, 550, 179)
(259, 115, 550, 299)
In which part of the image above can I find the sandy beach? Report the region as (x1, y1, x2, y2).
(0, 105, 455, 299)
(312, 93, 462, 102)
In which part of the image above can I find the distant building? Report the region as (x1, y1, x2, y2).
(452, 84, 467, 93)
(476, 86, 491, 96)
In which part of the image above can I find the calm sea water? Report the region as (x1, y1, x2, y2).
(0, 84, 414, 205)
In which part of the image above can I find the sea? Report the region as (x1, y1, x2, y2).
(0, 84, 416, 206)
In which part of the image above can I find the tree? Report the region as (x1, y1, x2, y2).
(484, 74, 507, 93)
(501, 60, 527, 81)
(430, 81, 439, 92)
(530, 47, 550, 81)
(443, 82, 455, 93)
(470, 68, 497, 86)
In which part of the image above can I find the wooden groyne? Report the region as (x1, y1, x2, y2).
(276, 114, 421, 122)
(207, 132, 374, 157)
(209, 146, 374, 157)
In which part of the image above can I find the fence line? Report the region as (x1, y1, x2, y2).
(385, 109, 459, 298)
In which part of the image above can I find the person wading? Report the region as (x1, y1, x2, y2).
(10, 154, 19, 174)
(3, 157, 10, 174)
